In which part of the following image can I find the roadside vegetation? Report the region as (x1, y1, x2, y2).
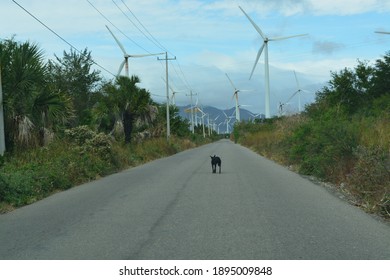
(234, 53, 390, 219)
(0, 37, 218, 213)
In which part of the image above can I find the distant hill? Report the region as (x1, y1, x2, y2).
(177, 105, 264, 134)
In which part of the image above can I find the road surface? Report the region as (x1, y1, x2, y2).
(0, 139, 389, 259)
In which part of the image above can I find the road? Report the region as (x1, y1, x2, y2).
(0, 139, 389, 259)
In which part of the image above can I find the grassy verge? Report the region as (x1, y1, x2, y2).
(233, 115, 390, 220)
(0, 128, 214, 213)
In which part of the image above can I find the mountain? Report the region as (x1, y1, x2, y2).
(176, 105, 264, 134)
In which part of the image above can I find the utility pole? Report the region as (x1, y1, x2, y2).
(207, 114, 210, 136)
(158, 52, 176, 141)
(202, 112, 205, 138)
(0, 66, 5, 155)
(186, 91, 197, 133)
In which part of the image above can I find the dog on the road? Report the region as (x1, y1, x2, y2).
(210, 155, 221, 174)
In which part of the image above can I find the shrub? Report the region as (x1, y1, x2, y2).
(64, 125, 95, 145)
(81, 133, 113, 161)
(284, 110, 359, 181)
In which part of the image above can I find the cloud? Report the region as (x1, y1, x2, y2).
(306, 0, 390, 16)
(312, 40, 345, 54)
(241, 0, 390, 16)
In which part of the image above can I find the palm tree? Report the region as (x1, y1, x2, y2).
(31, 86, 74, 144)
(0, 38, 74, 149)
(93, 75, 154, 143)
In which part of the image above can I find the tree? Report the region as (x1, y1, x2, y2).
(370, 52, 390, 100)
(47, 48, 101, 126)
(155, 104, 190, 138)
(93, 76, 154, 143)
(311, 59, 381, 117)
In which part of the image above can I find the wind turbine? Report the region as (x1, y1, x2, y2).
(284, 70, 311, 113)
(225, 73, 242, 122)
(239, 6, 308, 118)
(169, 85, 182, 106)
(161, 77, 181, 105)
(217, 122, 223, 134)
(198, 107, 207, 138)
(278, 101, 293, 116)
(226, 73, 252, 122)
(248, 112, 260, 122)
(106, 25, 163, 77)
(222, 109, 234, 134)
(212, 115, 220, 132)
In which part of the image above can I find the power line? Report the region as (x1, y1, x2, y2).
(86, 0, 151, 54)
(120, 0, 168, 52)
(174, 59, 193, 90)
(111, 0, 156, 49)
(12, 0, 116, 77)
(112, 0, 167, 52)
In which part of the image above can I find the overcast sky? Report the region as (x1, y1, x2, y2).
(1, 0, 390, 115)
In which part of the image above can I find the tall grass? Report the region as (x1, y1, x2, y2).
(0, 127, 211, 213)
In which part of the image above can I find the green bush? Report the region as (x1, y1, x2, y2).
(284, 110, 358, 181)
(0, 126, 116, 207)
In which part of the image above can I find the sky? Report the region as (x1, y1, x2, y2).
(1, 0, 390, 116)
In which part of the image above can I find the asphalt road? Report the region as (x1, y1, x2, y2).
(0, 139, 389, 259)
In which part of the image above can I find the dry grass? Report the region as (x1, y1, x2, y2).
(359, 115, 390, 150)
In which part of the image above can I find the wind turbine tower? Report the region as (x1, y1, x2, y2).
(239, 6, 307, 118)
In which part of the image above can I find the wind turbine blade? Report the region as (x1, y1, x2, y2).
(375, 31, 390, 35)
(129, 52, 165, 58)
(269, 33, 308, 41)
(106, 25, 127, 56)
(294, 70, 300, 89)
(286, 90, 299, 103)
(238, 6, 266, 39)
(249, 43, 265, 80)
(117, 60, 125, 76)
(230, 109, 236, 118)
(225, 73, 237, 90)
